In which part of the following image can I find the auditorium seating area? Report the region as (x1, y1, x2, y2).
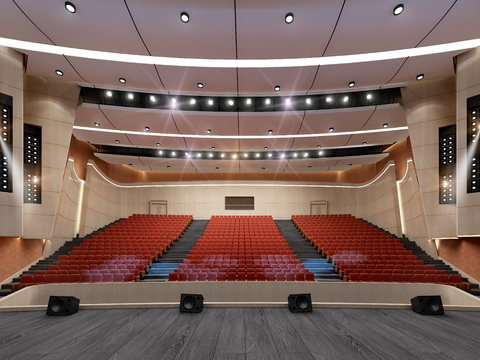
(13, 214, 192, 290)
(167, 215, 315, 281)
(292, 214, 470, 291)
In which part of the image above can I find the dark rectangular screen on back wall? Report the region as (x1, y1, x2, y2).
(225, 196, 254, 210)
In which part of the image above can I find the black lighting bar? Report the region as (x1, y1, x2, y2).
(80, 87, 403, 112)
(439, 125, 456, 204)
(467, 94, 480, 193)
(96, 145, 384, 160)
(24, 124, 42, 204)
(0, 92, 13, 193)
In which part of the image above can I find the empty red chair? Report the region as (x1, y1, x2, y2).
(91, 273, 103, 282)
(217, 272, 227, 281)
(275, 272, 285, 281)
(198, 272, 208, 281)
(256, 272, 266, 281)
(81, 273, 92, 282)
(285, 272, 295, 281)
(113, 273, 124, 282)
(208, 272, 218, 281)
(425, 274, 437, 283)
(449, 274, 462, 284)
(178, 273, 188, 281)
(402, 273, 414, 282)
(69, 273, 81, 283)
(413, 274, 426, 283)
(188, 272, 198, 281)
(45, 274, 58, 283)
(359, 273, 370, 282)
(124, 273, 135, 282)
(437, 274, 449, 283)
(266, 273, 276, 281)
(20, 274, 34, 285)
(56, 273, 69, 283)
(102, 273, 114, 282)
(305, 272, 315, 281)
(237, 273, 246, 281)
(33, 274, 46, 284)
(380, 273, 392, 282)
(247, 272, 256, 281)
(227, 273, 237, 281)
(168, 273, 179, 281)
(295, 273, 305, 281)
(370, 273, 381, 282)
(349, 273, 361, 282)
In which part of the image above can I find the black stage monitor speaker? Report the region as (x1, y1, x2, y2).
(180, 294, 204, 313)
(46, 296, 80, 316)
(288, 293, 312, 313)
(410, 295, 444, 315)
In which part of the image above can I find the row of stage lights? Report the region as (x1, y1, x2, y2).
(80, 87, 402, 112)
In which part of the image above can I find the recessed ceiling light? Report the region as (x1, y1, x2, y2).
(348, 81, 355, 88)
(285, 13, 294, 24)
(268, 153, 272, 158)
(262, 167, 266, 171)
(206, 129, 211, 134)
(366, 93, 372, 100)
(171, 98, 177, 106)
(180, 12, 189, 23)
(197, 82, 204, 88)
(265, 98, 271, 105)
(329, 127, 334, 132)
(158, 150, 163, 155)
(246, 98, 252, 105)
(127, 93, 134, 100)
(244, 153, 248, 158)
(190, 98, 196, 105)
(167, 165, 170, 168)
(285, 98, 291, 105)
(115, 140, 120, 144)
(197, 153, 202, 158)
(318, 151, 323, 155)
(65, 2, 76, 13)
(156, 143, 161, 146)
(55, 70, 63, 76)
(256, 153, 260, 158)
(211, 146, 215, 150)
(308, 165, 312, 169)
(94, 122, 100, 127)
(119, 78, 126, 84)
(128, 163, 132, 167)
(208, 153, 213, 158)
(186, 153, 191, 158)
(150, 95, 156, 102)
(274, 85, 280, 91)
(144, 126, 150, 131)
(268, 129, 273, 134)
(348, 163, 353, 167)
(228, 99, 234, 106)
(326, 97, 332, 103)
(215, 167, 219, 170)
(393, 4, 404, 16)
(362, 141, 367, 146)
(293, 153, 298, 157)
(303, 152, 309, 157)
(343, 96, 349, 102)
(281, 153, 285, 158)
(416, 74, 424, 81)
(171, 151, 176, 156)
(106, 91, 113, 97)
(306, 98, 311, 105)
(382, 123, 388, 128)
(317, 145, 321, 148)
(264, 147, 268, 150)
(232, 154, 237, 159)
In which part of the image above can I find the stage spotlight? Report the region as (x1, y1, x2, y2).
(46, 296, 80, 316)
(410, 296, 444, 315)
(288, 293, 312, 313)
(180, 294, 204, 313)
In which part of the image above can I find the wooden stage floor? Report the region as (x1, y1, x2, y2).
(0, 307, 479, 359)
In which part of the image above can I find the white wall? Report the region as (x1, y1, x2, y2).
(72, 160, 402, 241)
(456, 46, 480, 236)
(0, 46, 23, 236)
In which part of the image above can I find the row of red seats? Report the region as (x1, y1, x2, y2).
(168, 215, 312, 282)
(349, 272, 462, 284)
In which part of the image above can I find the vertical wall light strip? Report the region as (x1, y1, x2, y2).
(24, 124, 42, 204)
(467, 95, 480, 194)
(0, 93, 13, 193)
(439, 125, 456, 204)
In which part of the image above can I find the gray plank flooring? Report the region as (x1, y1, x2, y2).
(0, 307, 478, 360)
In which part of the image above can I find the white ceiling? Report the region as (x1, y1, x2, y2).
(2, 0, 479, 173)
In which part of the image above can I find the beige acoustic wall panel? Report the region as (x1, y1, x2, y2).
(22, 76, 79, 239)
(456, 47, 480, 236)
(0, 46, 24, 236)
(402, 77, 457, 239)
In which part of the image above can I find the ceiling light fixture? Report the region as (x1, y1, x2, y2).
(127, 93, 134, 100)
(264, 147, 268, 150)
(382, 123, 388, 128)
(115, 140, 120, 144)
(308, 166, 312, 169)
(256, 153, 260, 158)
(128, 163, 132, 167)
(366, 93, 372, 100)
(180, 12, 189, 23)
(156, 143, 161, 146)
(144, 126, 150, 131)
(329, 127, 334, 132)
(190, 98, 196, 105)
(94, 122, 100, 127)
(167, 165, 170, 168)
(416, 73, 424, 81)
(211, 146, 215, 150)
(119, 78, 126, 84)
(206, 129, 211, 134)
(55, 70, 63, 76)
(348, 163, 353, 167)
(106, 91, 113, 97)
(265, 98, 271, 105)
(285, 13, 294, 24)
(317, 145, 321, 148)
(215, 167, 219, 170)
(274, 85, 280, 91)
(348, 81, 355, 88)
(362, 141, 367, 146)
(326, 97, 332, 103)
(207, 99, 214, 105)
(150, 95, 156, 102)
(246, 98, 252, 105)
(65, 2, 76, 13)
(262, 167, 266, 171)
(393, 4, 404, 16)
(228, 99, 234, 106)
(197, 82, 204, 88)
(268, 129, 273, 134)
(306, 98, 311, 105)
(343, 96, 349, 102)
